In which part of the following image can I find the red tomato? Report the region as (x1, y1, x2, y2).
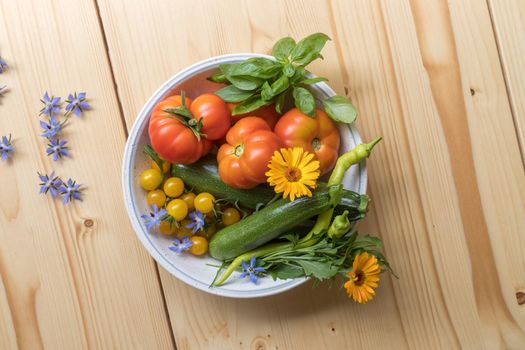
(227, 103, 281, 129)
(190, 93, 231, 140)
(274, 108, 340, 175)
(149, 95, 213, 164)
(217, 117, 282, 189)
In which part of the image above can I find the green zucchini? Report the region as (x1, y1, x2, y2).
(172, 157, 368, 218)
(172, 157, 274, 208)
(209, 185, 369, 260)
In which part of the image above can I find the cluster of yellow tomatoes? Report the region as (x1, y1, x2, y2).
(139, 160, 241, 256)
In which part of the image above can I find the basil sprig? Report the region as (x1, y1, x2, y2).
(210, 33, 357, 124)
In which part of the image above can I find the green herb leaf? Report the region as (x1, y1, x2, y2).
(260, 82, 273, 101)
(272, 37, 296, 61)
(270, 264, 305, 280)
(290, 66, 307, 83)
(292, 86, 316, 117)
(261, 75, 290, 101)
(207, 70, 228, 83)
(226, 75, 263, 91)
(290, 33, 331, 66)
(214, 85, 255, 102)
(232, 95, 268, 115)
(275, 91, 286, 114)
(229, 58, 282, 79)
(322, 95, 357, 124)
(300, 76, 328, 85)
(297, 260, 339, 280)
(283, 64, 295, 77)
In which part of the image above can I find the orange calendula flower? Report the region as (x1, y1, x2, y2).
(265, 147, 320, 201)
(344, 252, 380, 304)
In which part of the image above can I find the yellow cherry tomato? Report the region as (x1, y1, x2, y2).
(159, 221, 176, 235)
(196, 224, 216, 238)
(189, 236, 208, 256)
(163, 177, 185, 198)
(175, 220, 192, 239)
(151, 159, 171, 174)
(147, 189, 166, 208)
(166, 199, 188, 221)
(140, 168, 162, 190)
(194, 192, 215, 213)
(222, 207, 241, 226)
(180, 192, 196, 211)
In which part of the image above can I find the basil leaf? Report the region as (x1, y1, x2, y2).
(232, 95, 268, 115)
(272, 37, 296, 60)
(261, 75, 289, 101)
(290, 66, 306, 83)
(230, 58, 281, 79)
(214, 85, 254, 102)
(275, 92, 286, 114)
(226, 75, 264, 91)
(207, 70, 228, 83)
(290, 33, 331, 66)
(292, 87, 316, 117)
(271, 74, 290, 95)
(300, 76, 328, 85)
(260, 82, 273, 101)
(283, 63, 295, 77)
(322, 95, 357, 124)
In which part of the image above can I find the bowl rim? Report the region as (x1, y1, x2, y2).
(122, 53, 367, 298)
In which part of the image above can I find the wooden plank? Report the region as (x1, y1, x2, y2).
(0, 0, 173, 348)
(487, 0, 525, 162)
(97, 0, 525, 348)
(97, 1, 407, 349)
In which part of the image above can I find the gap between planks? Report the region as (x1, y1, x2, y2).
(91, 0, 178, 348)
(485, 0, 525, 167)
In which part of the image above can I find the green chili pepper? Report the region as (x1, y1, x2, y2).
(212, 137, 382, 286)
(328, 210, 351, 239)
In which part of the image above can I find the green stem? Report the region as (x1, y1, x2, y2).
(213, 242, 292, 286)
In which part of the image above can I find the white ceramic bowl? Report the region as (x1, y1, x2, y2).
(122, 54, 367, 298)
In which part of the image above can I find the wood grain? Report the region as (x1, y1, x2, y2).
(0, 0, 173, 348)
(97, 0, 525, 349)
(1, 0, 524, 349)
(487, 0, 525, 163)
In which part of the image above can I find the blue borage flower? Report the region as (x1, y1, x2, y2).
(240, 256, 267, 284)
(141, 204, 167, 231)
(65, 92, 91, 117)
(40, 92, 61, 117)
(186, 210, 206, 234)
(38, 171, 62, 197)
(0, 56, 7, 73)
(46, 139, 69, 161)
(59, 178, 82, 205)
(169, 236, 193, 254)
(0, 135, 13, 161)
(40, 115, 62, 139)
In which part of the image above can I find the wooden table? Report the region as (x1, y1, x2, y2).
(1, 0, 524, 349)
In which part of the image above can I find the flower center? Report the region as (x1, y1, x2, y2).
(285, 167, 302, 182)
(353, 270, 365, 286)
